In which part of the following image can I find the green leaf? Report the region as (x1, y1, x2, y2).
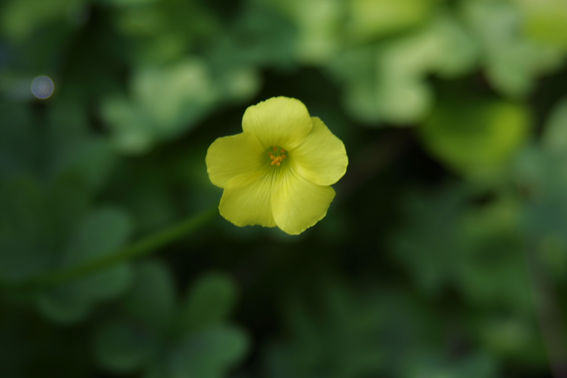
(474, 313, 546, 363)
(0, 102, 39, 179)
(460, 199, 532, 310)
(47, 97, 117, 192)
(38, 207, 134, 323)
(221, 4, 298, 67)
(265, 283, 434, 378)
(99, 0, 157, 6)
(330, 14, 477, 124)
(101, 95, 154, 153)
(36, 285, 91, 324)
(420, 96, 530, 179)
(133, 60, 216, 132)
(402, 353, 497, 378)
(0, 178, 53, 282)
(91, 261, 175, 374)
(543, 98, 567, 156)
(1, 0, 84, 41)
(462, 0, 565, 97)
(165, 326, 249, 378)
(92, 266, 248, 378)
(122, 261, 176, 329)
(346, 0, 437, 42)
(390, 187, 467, 295)
(64, 207, 132, 264)
(517, 0, 567, 49)
(103, 60, 218, 153)
(180, 273, 237, 331)
(93, 319, 159, 373)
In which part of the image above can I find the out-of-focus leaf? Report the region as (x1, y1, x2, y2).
(402, 353, 497, 378)
(346, 0, 437, 42)
(36, 286, 92, 324)
(514, 147, 567, 280)
(390, 187, 467, 295)
(48, 97, 118, 192)
(133, 61, 216, 130)
(103, 60, 217, 153)
(180, 273, 238, 332)
(92, 261, 174, 374)
(64, 207, 132, 264)
(262, 0, 342, 64)
(94, 320, 158, 373)
(218, 67, 261, 102)
(99, 0, 157, 6)
(265, 282, 437, 378)
(122, 260, 176, 329)
(473, 312, 546, 364)
(514, 99, 567, 279)
(391, 185, 533, 312)
(163, 327, 249, 378)
(420, 96, 530, 179)
(110, 0, 219, 64)
(38, 207, 134, 324)
(0, 102, 39, 178)
(516, 0, 567, 49)
(101, 95, 153, 153)
(93, 266, 248, 378)
(543, 98, 567, 157)
(0, 178, 51, 282)
(0, 0, 85, 41)
(229, 4, 298, 67)
(331, 14, 477, 124)
(0, 176, 91, 283)
(460, 199, 532, 311)
(462, 0, 565, 97)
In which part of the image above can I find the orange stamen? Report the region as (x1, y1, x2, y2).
(268, 146, 287, 166)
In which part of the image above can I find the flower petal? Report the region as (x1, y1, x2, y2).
(219, 174, 276, 228)
(272, 170, 335, 235)
(242, 97, 313, 150)
(291, 117, 348, 186)
(206, 132, 264, 188)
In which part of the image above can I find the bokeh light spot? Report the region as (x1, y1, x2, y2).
(30, 75, 55, 100)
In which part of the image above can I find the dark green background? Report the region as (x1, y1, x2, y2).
(2, 0, 567, 377)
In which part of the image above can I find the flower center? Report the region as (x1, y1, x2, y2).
(267, 146, 287, 167)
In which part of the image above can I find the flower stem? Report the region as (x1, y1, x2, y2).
(16, 207, 217, 289)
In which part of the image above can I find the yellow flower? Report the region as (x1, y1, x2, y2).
(206, 96, 348, 235)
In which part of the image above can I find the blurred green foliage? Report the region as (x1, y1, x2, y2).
(1, 0, 567, 377)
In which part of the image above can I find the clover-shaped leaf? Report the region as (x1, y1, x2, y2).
(154, 326, 248, 378)
(93, 264, 248, 378)
(462, 0, 565, 97)
(331, 14, 477, 124)
(122, 260, 176, 329)
(180, 272, 237, 332)
(419, 95, 530, 179)
(265, 283, 438, 378)
(94, 319, 158, 373)
(103, 60, 217, 154)
(93, 261, 174, 372)
(390, 186, 467, 295)
(346, 0, 436, 42)
(38, 207, 134, 324)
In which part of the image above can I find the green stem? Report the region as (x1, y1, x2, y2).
(20, 207, 217, 288)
